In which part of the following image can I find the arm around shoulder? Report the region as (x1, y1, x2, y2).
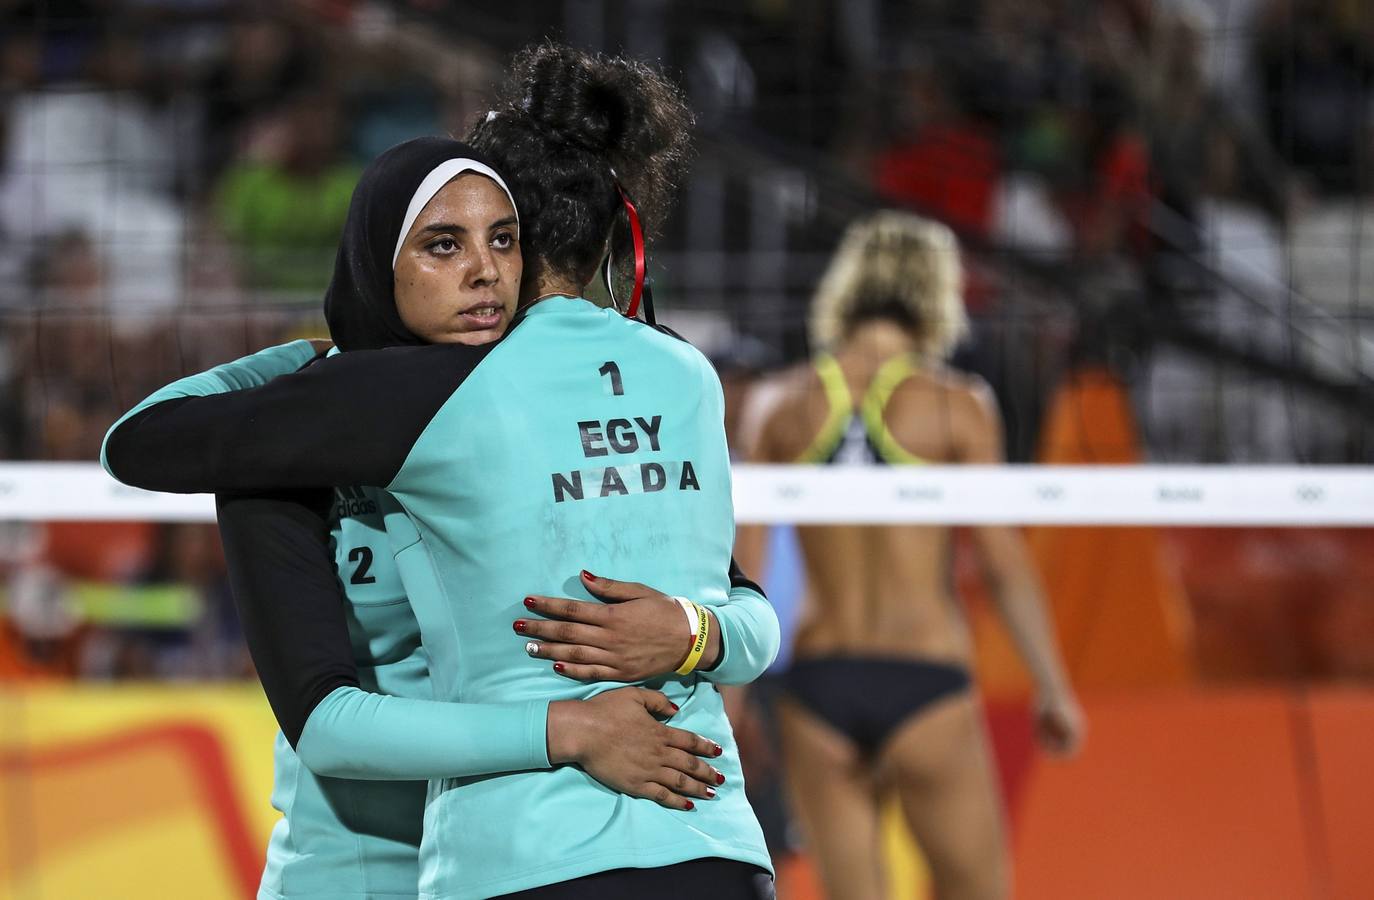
(104, 343, 489, 494)
(100, 340, 319, 477)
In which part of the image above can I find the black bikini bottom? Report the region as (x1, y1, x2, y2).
(780, 656, 972, 757)
(492, 858, 774, 899)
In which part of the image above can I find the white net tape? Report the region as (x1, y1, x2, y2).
(3, 463, 1372, 526)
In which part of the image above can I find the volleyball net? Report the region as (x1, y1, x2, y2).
(3, 462, 1373, 527)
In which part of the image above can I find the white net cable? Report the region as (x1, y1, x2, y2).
(3, 463, 1371, 526)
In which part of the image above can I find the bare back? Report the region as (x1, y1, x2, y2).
(746, 342, 1004, 664)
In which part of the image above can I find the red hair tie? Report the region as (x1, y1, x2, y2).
(611, 180, 647, 319)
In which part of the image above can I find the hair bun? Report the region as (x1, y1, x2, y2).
(470, 41, 692, 289)
(513, 43, 648, 158)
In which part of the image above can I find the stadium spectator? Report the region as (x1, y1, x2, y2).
(215, 83, 359, 296)
(1049, 71, 1154, 262)
(1257, 0, 1374, 194)
(199, 13, 317, 181)
(0, 26, 186, 317)
(874, 63, 1002, 240)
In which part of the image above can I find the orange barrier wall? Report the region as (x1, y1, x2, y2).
(1031, 366, 1196, 688)
(2, 686, 1371, 899)
(782, 689, 1374, 900)
(1012, 688, 1374, 900)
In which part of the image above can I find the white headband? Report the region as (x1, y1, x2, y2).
(391, 158, 519, 268)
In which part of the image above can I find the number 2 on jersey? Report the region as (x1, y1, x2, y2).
(348, 546, 377, 584)
(599, 361, 624, 396)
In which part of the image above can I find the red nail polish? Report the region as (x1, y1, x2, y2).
(513, 621, 527, 633)
(706, 787, 717, 799)
(580, 569, 595, 580)
(670, 702, 679, 712)
(524, 597, 536, 609)
(684, 800, 694, 811)
(553, 662, 565, 674)
(716, 772, 725, 785)
(712, 744, 723, 757)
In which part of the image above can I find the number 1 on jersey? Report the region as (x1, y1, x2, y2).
(599, 361, 624, 396)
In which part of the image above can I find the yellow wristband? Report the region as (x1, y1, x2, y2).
(675, 601, 711, 676)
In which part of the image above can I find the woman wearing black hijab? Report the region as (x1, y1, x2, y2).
(322, 137, 519, 351)
(103, 134, 777, 899)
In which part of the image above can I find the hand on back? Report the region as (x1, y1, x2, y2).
(516, 570, 719, 681)
(547, 687, 726, 811)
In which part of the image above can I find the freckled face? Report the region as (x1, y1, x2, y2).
(393, 173, 521, 345)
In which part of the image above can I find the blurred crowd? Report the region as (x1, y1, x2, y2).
(1, 0, 1371, 680)
(0, 0, 507, 678)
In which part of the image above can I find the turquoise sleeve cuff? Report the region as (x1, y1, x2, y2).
(101, 340, 317, 477)
(295, 686, 552, 780)
(700, 586, 780, 686)
(212, 339, 318, 391)
(525, 696, 552, 769)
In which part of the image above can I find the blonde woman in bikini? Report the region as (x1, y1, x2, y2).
(737, 211, 1084, 900)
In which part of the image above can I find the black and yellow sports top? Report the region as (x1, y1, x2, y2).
(796, 353, 928, 465)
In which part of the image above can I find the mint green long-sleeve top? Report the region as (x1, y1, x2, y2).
(101, 332, 779, 898)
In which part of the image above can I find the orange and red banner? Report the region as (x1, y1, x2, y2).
(3, 685, 1372, 900)
(0, 685, 278, 900)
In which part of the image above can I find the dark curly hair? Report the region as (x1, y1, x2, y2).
(468, 42, 694, 303)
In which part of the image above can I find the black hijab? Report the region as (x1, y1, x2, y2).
(323, 137, 518, 352)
